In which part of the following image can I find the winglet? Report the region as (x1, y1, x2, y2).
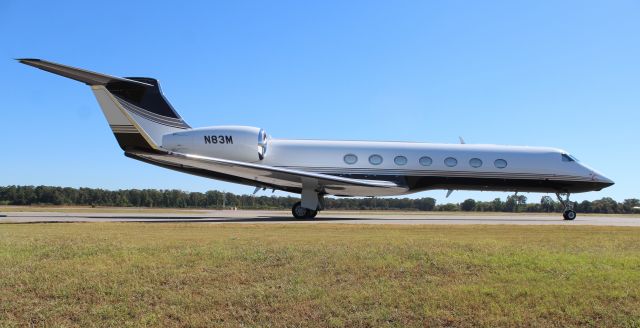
(17, 58, 153, 87)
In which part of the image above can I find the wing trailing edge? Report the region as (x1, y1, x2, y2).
(127, 150, 408, 197)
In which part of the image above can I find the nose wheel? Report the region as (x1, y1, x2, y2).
(556, 193, 576, 220)
(292, 201, 318, 219)
(563, 209, 577, 220)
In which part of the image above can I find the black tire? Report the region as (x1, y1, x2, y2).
(563, 210, 577, 220)
(292, 202, 308, 219)
(292, 201, 318, 219)
(292, 202, 307, 219)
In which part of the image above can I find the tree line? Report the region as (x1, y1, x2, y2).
(0, 185, 638, 214)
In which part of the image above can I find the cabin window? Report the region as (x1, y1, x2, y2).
(343, 154, 358, 165)
(494, 159, 508, 169)
(369, 154, 383, 165)
(469, 158, 482, 168)
(561, 153, 577, 162)
(419, 156, 433, 166)
(444, 157, 458, 167)
(394, 156, 408, 166)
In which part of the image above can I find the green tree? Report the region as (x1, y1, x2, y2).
(460, 199, 476, 211)
(622, 199, 640, 213)
(540, 196, 555, 213)
(491, 198, 504, 212)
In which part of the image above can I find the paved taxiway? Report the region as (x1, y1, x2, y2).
(1, 210, 639, 226)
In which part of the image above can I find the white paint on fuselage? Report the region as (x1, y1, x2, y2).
(261, 139, 605, 184)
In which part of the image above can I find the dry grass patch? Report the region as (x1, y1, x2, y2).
(1, 223, 640, 327)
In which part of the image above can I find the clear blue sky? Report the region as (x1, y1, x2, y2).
(1, 0, 638, 204)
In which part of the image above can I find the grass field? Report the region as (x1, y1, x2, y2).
(1, 223, 640, 327)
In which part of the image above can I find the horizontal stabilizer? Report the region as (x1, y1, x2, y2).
(17, 58, 153, 87)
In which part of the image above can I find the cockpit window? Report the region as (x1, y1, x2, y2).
(561, 153, 578, 162)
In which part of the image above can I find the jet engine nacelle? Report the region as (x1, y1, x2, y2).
(162, 125, 268, 163)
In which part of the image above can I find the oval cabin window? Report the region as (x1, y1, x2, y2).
(469, 158, 482, 168)
(419, 156, 433, 166)
(444, 157, 458, 167)
(394, 156, 408, 166)
(369, 154, 383, 165)
(343, 154, 358, 165)
(494, 159, 508, 169)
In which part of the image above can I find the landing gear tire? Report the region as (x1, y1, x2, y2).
(563, 210, 577, 221)
(306, 209, 318, 219)
(556, 192, 577, 221)
(292, 202, 317, 219)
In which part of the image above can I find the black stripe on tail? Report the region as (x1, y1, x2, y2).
(18, 59, 190, 152)
(106, 78, 190, 127)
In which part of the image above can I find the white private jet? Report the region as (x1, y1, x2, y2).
(19, 59, 614, 220)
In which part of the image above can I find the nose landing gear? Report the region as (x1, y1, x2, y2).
(556, 193, 576, 220)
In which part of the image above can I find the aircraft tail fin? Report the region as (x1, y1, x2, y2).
(18, 58, 190, 152)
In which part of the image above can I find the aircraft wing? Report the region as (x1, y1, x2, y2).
(126, 150, 408, 196)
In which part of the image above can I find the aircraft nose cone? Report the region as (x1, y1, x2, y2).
(593, 174, 614, 189)
(602, 177, 615, 187)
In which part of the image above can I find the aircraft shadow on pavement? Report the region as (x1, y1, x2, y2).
(2, 214, 560, 223)
(85, 216, 366, 223)
(2, 215, 360, 223)
(226, 216, 555, 223)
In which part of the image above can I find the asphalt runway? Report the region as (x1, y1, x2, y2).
(1, 210, 639, 226)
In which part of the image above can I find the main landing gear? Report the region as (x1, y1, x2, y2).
(556, 192, 577, 220)
(291, 179, 324, 219)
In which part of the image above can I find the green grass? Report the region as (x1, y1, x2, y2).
(1, 223, 640, 327)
